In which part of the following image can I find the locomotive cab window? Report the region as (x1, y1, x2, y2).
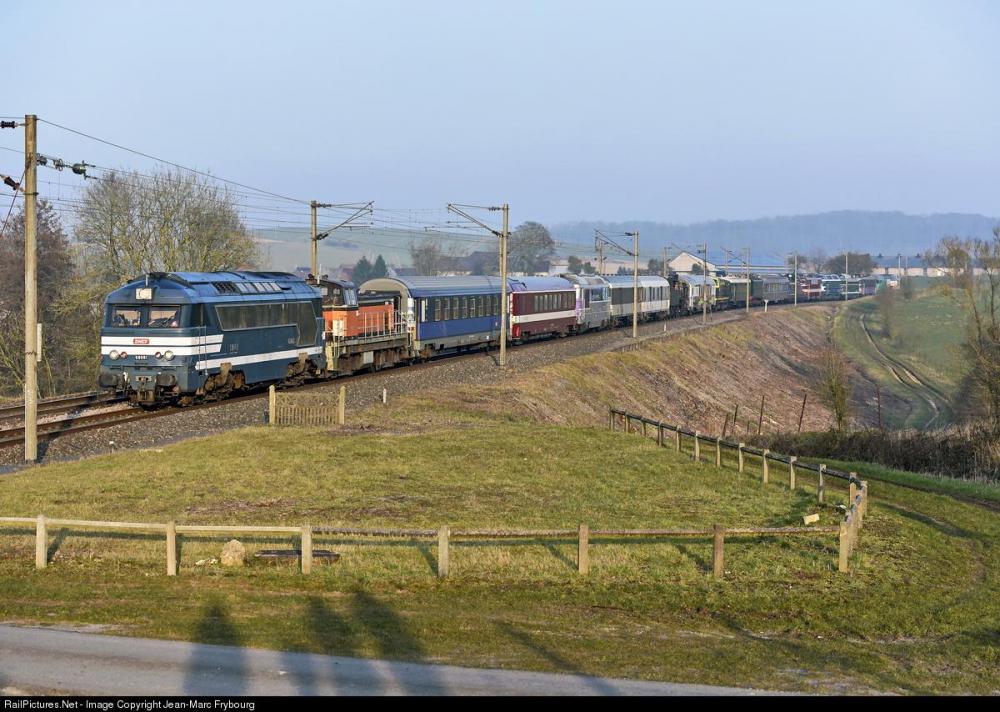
(148, 306, 182, 328)
(109, 306, 142, 328)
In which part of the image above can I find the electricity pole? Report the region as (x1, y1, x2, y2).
(309, 201, 374, 281)
(745, 246, 751, 312)
(844, 250, 849, 301)
(701, 242, 709, 325)
(627, 231, 639, 339)
(23, 115, 38, 463)
(310, 200, 333, 279)
(596, 229, 640, 338)
(448, 203, 510, 367)
(500, 203, 509, 366)
(661, 246, 667, 278)
(594, 235, 605, 275)
(793, 251, 798, 307)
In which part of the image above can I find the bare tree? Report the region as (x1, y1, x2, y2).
(408, 237, 467, 275)
(75, 168, 258, 282)
(509, 221, 555, 274)
(875, 282, 896, 339)
(818, 346, 852, 431)
(0, 200, 78, 397)
(940, 230, 1000, 432)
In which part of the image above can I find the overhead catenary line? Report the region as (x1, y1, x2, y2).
(38, 118, 309, 205)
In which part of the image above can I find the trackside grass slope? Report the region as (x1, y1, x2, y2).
(1, 420, 998, 694)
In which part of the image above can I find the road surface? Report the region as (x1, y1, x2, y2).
(0, 624, 780, 696)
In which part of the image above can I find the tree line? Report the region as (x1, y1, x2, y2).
(0, 169, 259, 398)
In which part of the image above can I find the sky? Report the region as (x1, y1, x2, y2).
(3, 0, 999, 230)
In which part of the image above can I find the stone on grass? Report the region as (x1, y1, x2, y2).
(220, 539, 246, 567)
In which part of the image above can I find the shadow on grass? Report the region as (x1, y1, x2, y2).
(184, 599, 247, 695)
(495, 621, 620, 695)
(878, 501, 983, 541)
(277, 593, 446, 694)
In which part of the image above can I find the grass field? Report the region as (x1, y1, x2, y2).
(834, 286, 967, 429)
(1, 416, 998, 694)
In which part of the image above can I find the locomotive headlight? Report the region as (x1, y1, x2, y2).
(163, 350, 174, 361)
(109, 350, 120, 360)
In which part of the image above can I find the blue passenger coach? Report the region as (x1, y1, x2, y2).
(99, 271, 325, 405)
(360, 276, 504, 358)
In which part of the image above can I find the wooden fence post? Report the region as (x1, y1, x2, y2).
(849, 481, 857, 510)
(818, 464, 826, 503)
(437, 525, 450, 578)
(35, 514, 46, 570)
(715, 437, 722, 468)
(762, 450, 770, 484)
(838, 521, 849, 573)
(656, 424, 663, 447)
(693, 431, 700, 462)
(301, 525, 313, 575)
(578, 524, 589, 575)
(268, 385, 276, 426)
(641, 419, 647, 437)
(712, 524, 724, 579)
(166, 520, 177, 576)
(789, 456, 797, 491)
(674, 428, 681, 453)
(337, 385, 346, 426)
(738, 443, 745, 473)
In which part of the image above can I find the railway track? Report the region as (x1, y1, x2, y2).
(858, 312, 951, 429)
(0, 392, 127, 427)
(0, 300, 800, 452)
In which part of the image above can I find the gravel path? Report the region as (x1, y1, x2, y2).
(0, 307, 776, 472)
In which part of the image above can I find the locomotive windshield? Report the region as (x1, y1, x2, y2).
(109, 306, 142, 328)
(107, 305, 183, 328)
(148, 306, 182, 328)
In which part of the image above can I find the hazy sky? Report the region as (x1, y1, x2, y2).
(3, 0, 999, 225)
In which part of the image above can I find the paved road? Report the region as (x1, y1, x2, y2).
(0, 625, 778, 696)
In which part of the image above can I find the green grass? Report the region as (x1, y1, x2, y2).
(834, 288, 967, 428)
(1, 417, 998, 694)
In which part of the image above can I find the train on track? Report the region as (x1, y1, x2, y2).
(98, 269, 873, 406)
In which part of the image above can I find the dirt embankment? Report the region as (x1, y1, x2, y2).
(376, 304, 892, 437)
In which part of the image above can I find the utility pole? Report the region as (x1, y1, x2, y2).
(701, 243, 709, 325)
(626, 231, 639, 339)
(309, 200, 333, 279)
(793, 252, 798, 306)
(594, 234, 605, 275)
(745, 246, 751, 312)
(844, 250, 849, 301)
(309, 201, 373, 282)
(661, 246, 667, 278)
(596, 229, 640, 338)
(448, 203, 510, 367)
(23, 115, 38, 463)
(500, 203, 509, 366)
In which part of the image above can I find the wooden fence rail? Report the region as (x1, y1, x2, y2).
(608, 407, 870, 572)
(0, 515, 847, 581)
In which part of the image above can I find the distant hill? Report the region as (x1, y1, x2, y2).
(550, 211, 1000, 261)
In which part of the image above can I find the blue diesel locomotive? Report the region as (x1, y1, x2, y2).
(99, 271, 325, 405)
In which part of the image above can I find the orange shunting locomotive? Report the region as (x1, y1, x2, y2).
(319, 278, 398, 339)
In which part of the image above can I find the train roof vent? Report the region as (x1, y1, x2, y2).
(213, 282, 240, 294)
